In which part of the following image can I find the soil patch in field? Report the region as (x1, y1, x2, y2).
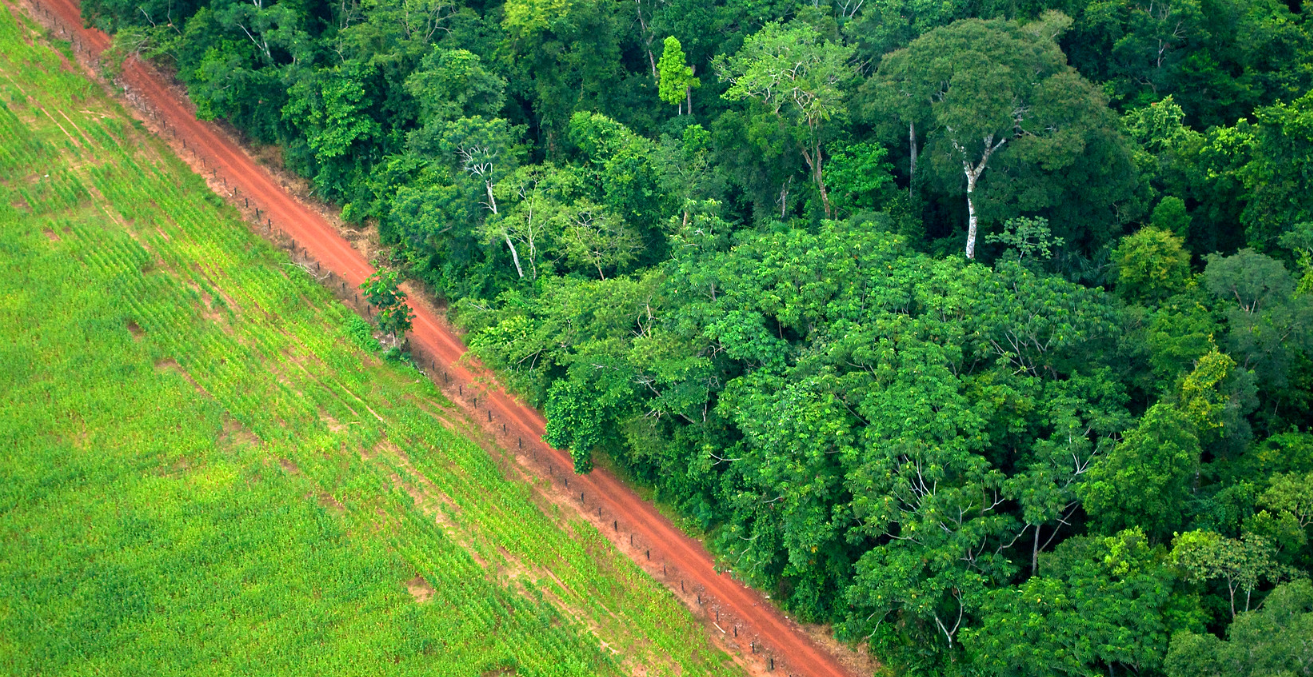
(405, 575, 434, 603)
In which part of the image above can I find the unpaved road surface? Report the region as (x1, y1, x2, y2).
(23, 3, 863, 675)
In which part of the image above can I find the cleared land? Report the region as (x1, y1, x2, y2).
(0, 7, 744, 676)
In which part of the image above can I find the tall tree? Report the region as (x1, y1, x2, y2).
(1165, 579, 1313, 677)
(867, 14, 1128, 258)
(656, 36, 700, 114)
(714, 22, 855, 218)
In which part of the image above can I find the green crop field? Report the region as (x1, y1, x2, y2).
(0, 7, 742, 677)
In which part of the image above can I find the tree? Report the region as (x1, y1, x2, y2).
(545, 379, 603, 473)
(1002, 372, 1131, 575)
(404, 47, 506, 127)
(867, 15, 1128, 258)
(714, 22, 855, 218)
(964, 528, 1204, 677)
(552, 201, 640, 279)
(1261, 472, 1313, 529)
(500, 0, 622, 153)
(1152, 197, 1191, 238)
(360, 270, 415, 343)
(1203, 249, 1313, 387)
(1165, 579, 1313, 677)
(656, 124, 724, 227)
(568, 112, 670, 239)
(843, 0, 971, 61)
(1065, 0, 1204, 111)
(1113, 227, 1192, 304)
(281, 63, 381, 197)
(1081, 350, 1236, 539)
(1239, 92, 1313, 251)
(434, 117, 527, 276)
(821, 141, 894, 216)
(486, 164, 577, 280)
(984, 216, 1065, 264)
(1279, 222, 1313, 294)
(1171, 530, 1290, 618)
(656, 36, 699, 114)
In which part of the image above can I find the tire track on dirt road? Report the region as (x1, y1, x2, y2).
(21, 3, 864, 674)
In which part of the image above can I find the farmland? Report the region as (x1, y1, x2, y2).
(0, 7, 742, 676)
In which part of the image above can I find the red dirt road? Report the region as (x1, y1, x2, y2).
(23, 3, 862, 675)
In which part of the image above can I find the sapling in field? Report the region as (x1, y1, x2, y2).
(360, 270, 415, 347)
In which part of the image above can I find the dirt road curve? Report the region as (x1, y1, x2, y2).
(23, 3, 861, 675)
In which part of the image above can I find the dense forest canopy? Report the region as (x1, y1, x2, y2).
(86, 0, 1313, 672)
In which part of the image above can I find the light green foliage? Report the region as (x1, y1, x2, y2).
(1261, 472, 1313, 529)
(965, 529, 1203, 677)
(1171, 530, 1292, 618)
(1165, 579, 1313, 677)
(0, 19, 742, 677)
(656, 36, 699, 108)
(552, 200, 641, 279)
(486, 163, 576, 280)
(1113, 227, 1193, 304)
(1125, 97, 1202, 156)
(822, 141, 894, 215)
(346, 314, 383, 352)
(715, 21, 855, 216)
(984, 216, 1065, 262)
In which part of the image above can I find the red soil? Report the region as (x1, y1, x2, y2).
(22, 3, 863, 675)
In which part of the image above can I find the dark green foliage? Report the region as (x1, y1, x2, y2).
(80, 0, 1313, 669)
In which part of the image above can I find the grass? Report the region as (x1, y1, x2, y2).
(0, 5, 743, 676)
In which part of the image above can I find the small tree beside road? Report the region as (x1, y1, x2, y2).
(360, 270, 415, 346)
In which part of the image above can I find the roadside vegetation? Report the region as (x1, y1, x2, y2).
(0, 9, 742, 676)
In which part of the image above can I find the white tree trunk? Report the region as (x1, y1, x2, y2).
(504, 232, 524, 278)
(965, 171, 979, 259)
(485, 178, 523, 278)
(954, 133, 1006, 260)
(908, 121, 917, 198)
